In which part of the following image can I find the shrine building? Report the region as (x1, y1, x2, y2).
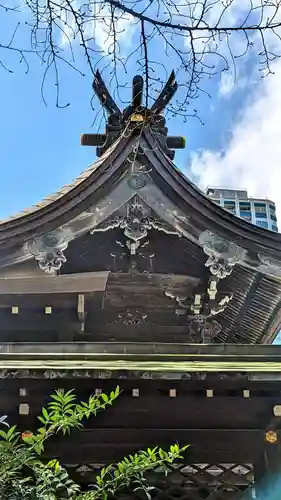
(0, 71, 281, 499)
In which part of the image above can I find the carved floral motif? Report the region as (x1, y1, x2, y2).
(258, 254, 281, 278)
(0, 368, 248, 381)
(187, 317, 222, 343)
(204, 255, 233, 279)
(27, 228, 71, 274)
(113, 309, 147, 327)
(165, 274, 231, 343)
(165, 283, 232, 321)
(127, 173, 147, 190)
(199, 230, 246, 279)
(91, 197, 182, 255)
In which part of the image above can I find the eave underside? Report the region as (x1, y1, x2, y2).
(0, 248, 280, 344)
(48, 231, 281, 344)
(1, 343, 281, 466)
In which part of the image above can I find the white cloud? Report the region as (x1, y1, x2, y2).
(219, 71, 236, 97)
(219, 66, 250, 98)
(190, 59, 281, 224)
(84, 5, 135, 53)
(182, 0, 281, 97)
(59, 1, 135, 52)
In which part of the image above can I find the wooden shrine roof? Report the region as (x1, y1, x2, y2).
(0, 73, 281, 345)
(0, 127, 280, 255)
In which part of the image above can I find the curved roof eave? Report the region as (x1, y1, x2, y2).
(0, 126, 280, 262)
(141, 129, 281, 259)
(0, 132, 135, 247)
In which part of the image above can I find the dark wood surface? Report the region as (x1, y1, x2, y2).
(0, 271, 109, 294)
(1, 371, 280, 464)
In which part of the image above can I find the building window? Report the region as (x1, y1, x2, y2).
(239, 202, 251, 213)
(241, 215, 252, 221)
(272, 225, 278, 232)
(254, 203, 267, 219)
(224, 201, 236, 212)
(240, 212, 252, 219)
(254, 203, 267, 212)
(256, 220, 268, 229)
(222, 190, 236, 199)
(269, 204, 276, 215)
(271, 214, 277, 221)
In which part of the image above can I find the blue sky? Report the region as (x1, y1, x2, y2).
(0, 1, 281, 221)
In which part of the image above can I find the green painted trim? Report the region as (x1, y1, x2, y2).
(1, 359, 281, 372)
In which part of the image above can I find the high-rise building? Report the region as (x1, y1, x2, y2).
(206, 187, 280, 344)
(206, 187, 278, 232)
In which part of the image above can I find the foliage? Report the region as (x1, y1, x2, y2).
(0, 1, 281, 112)
(0, 387, 188, 500)
(81, 445, 187, 500)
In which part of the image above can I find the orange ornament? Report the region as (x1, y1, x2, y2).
(21, 430, 33, 440)
(265, 430, 278, 444)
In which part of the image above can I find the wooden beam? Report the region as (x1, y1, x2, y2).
(45, 428, 265, 463)
(0, 397, 274, 426)
(50, 428, 266, 444)
(77, 293, 86, 332)
(0, 271, 109, 295)
(0, 341, 281, 359)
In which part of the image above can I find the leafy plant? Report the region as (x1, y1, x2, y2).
(0, 387, 188, 500)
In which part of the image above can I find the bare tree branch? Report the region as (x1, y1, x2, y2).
(0, 0, 280, 115)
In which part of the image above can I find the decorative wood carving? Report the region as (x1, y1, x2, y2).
(258, 254, 281, 278)
(82, 70, 184, 159)
(66, 461, 254, 499)
(199, 231, 246, 279)
(91, 197, 182, 257)
(112, 309, 147, 327)
(166, 282, 232, 318)
(187, 318, 222, 343)
(26, 229, 72, 274)
(0, 369, 250, 380)
(164, 274, 232, 342)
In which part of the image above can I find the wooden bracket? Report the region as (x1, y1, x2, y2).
(77, 294, 86, 332)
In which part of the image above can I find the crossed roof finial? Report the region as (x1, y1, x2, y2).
(81, 70, 185, 159)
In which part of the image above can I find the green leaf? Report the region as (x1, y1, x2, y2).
(0, 386, 188, 500)
(47, 459, 57, 467)
(22, 435, 34, 444)
(6, 425, 19, 442)
(42, 407, 49, 420)
(0, 429, 8, 439)
(37, 416, 47, 425)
